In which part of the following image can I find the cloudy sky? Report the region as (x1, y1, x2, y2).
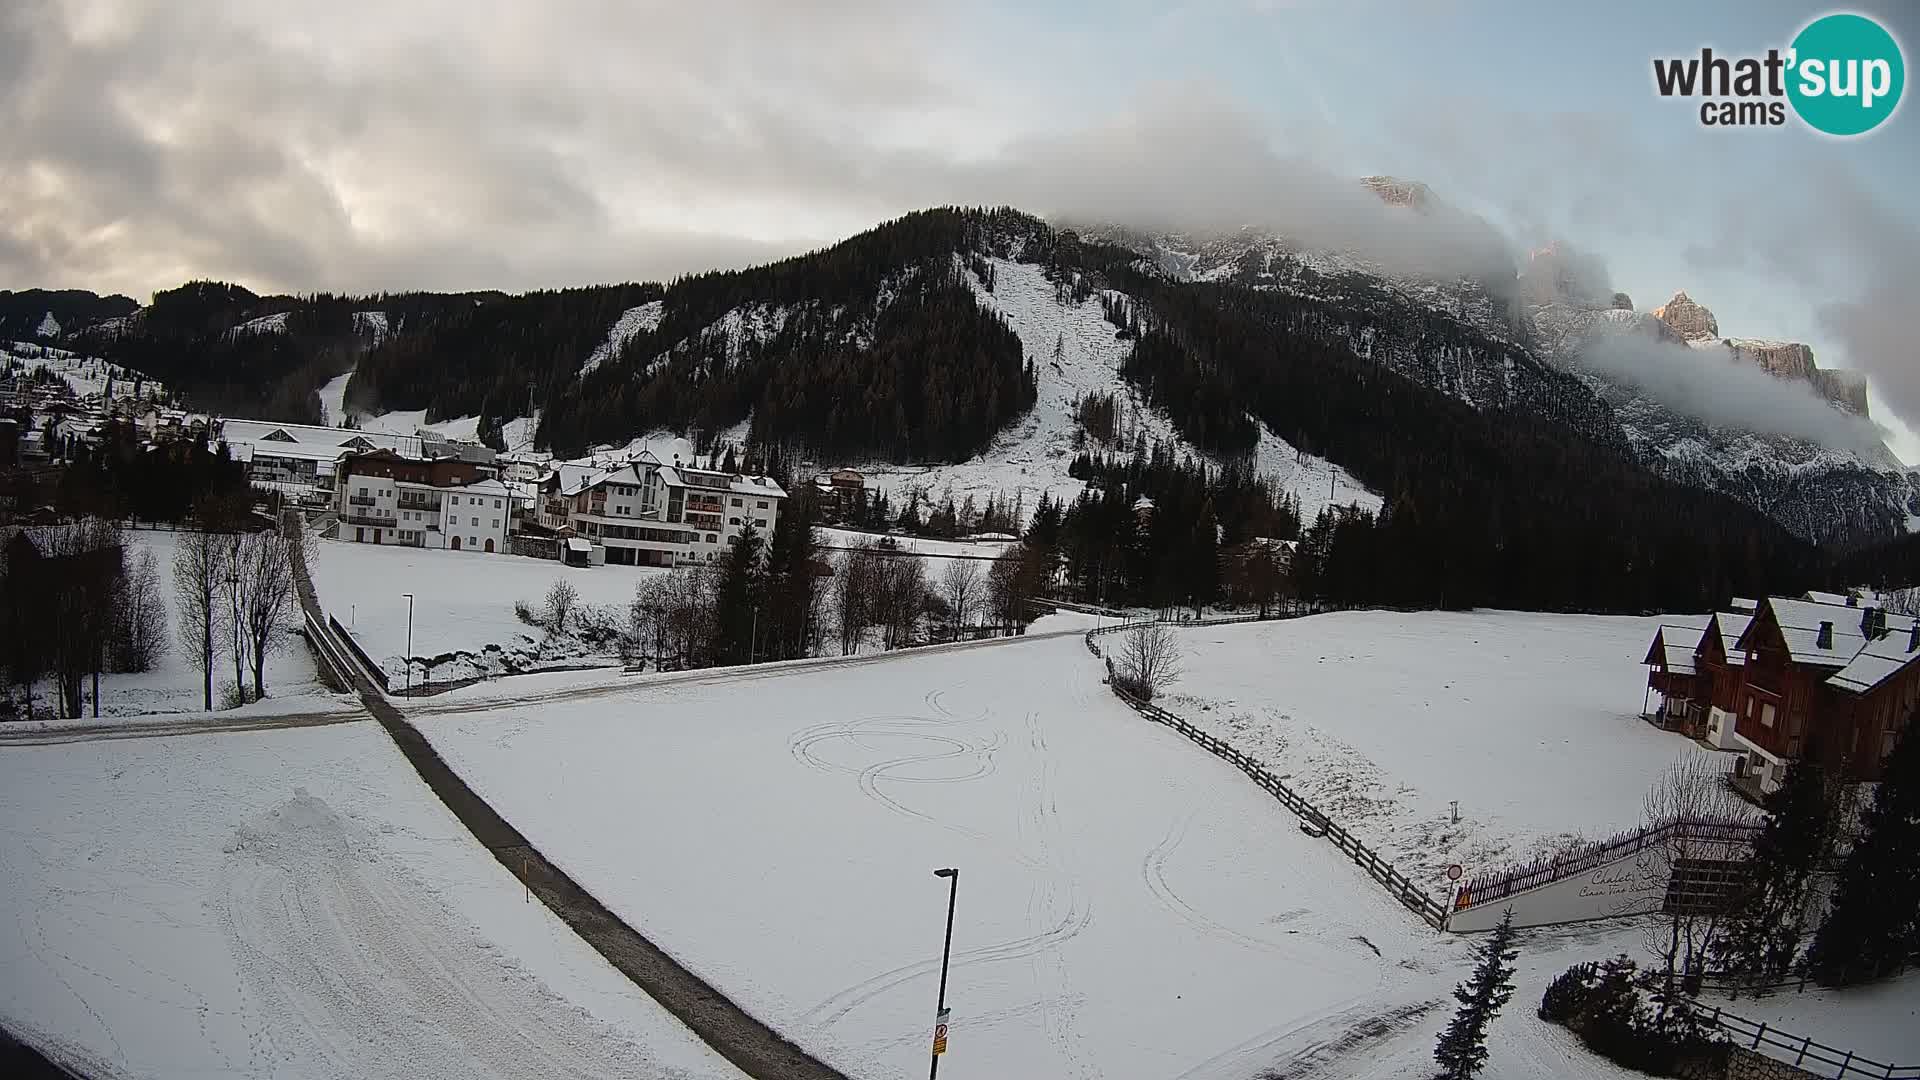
(5, 0, 1917, 455)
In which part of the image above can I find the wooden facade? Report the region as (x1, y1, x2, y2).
(1644, 595, 1919, 795)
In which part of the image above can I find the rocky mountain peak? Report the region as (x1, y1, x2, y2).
(1359, 175, 1433, 210)
(1651, 291, 1719, 340)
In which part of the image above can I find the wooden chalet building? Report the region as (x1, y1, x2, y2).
(1644, 592, 1919, 799)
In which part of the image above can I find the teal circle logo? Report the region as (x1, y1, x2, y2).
(1788, 13, 1904, 136)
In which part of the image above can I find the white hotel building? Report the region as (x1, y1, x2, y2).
(536, 451, 785, 566)
(333, 448, 512, 553)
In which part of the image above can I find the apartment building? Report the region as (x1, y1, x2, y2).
(536, 450, 785, 566)
(334, 448, 512, 553)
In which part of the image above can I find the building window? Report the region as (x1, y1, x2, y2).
(754, 518, 767, 529)
(358, 487, 367, 496)
(757, 500, 768, 509)
(471, 516, 479, 526)
(729, 517, 740, 526)
(493, 499, 501, 509)
(706, 533, 717, 544)
(731, 497, 742, 507)
(491, 519, 499, 528)
(451, 496, 459, 505)
(1761, 703, 1776, 728)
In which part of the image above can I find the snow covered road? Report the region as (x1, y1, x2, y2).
(0, 721, 744, 1079)
(424, 634, 1450, 1080)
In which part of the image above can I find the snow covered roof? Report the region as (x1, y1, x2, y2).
(1647, 623, 1706, 674)
(1826, 623, 1920, 694)
(1730, 597, 1758, 613)
(1757, 597, 1870, 667)
(1711, 611, 1754, 666)
(453, 478, 512, 497)
(241, 441, 352, 463)
(1804, 590, 1853, 607)
(566, 537, 592, 553)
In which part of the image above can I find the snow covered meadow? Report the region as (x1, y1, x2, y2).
(420, 631, 1676, 1080)
(307, 538, 666, 684)
(1158, 611, 1728, 895)
(0, 721, 741, 1079)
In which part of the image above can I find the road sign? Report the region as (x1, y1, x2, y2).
(932, 1007, 950, 1055)
(1446, 864, 1464, 882)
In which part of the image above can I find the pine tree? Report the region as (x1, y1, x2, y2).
(708, 523, 764, 666)
(1434, 909, 1519, 1080)
(762, 493, 820, 661)
(1711, 751, 1838, 989)
(1805, 719, 1920, 986)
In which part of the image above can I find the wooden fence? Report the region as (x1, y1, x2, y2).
(1085, 616, 1449, 929)
(1706, 1006, 1919, 1079)
(1451, 817, 1761, 916)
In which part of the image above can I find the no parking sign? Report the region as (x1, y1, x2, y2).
(932, 1007, 950, 1055)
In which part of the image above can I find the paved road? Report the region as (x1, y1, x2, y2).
(0, 706, 364, 746)
(286, 520, 851, 1080)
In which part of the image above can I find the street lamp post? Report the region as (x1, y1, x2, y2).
(401, 592, 415, 696)
(930, 867, 958, 1079)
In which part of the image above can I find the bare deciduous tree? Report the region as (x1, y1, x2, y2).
(1117, 622, 1182, 700)
(174, 528, 229, 712)
(114, 546, 169, 673)
(834, 542, 879, 655)
(1641, 755, 1749, 1012)
(541, 578, 580, 635)
(233, 532, 296, 701)
(941, 559, 981, 634)
(35, 520, 124, 718)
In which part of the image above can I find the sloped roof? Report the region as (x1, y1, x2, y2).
(1826, 622, 1920, 694)
(1711, 611, 1754, 666)
(1755, 597, 1870, 667)
(1653, 623, 1706, 674)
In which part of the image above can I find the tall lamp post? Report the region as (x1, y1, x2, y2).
(401, 592, 415, 696)
(930, 867, 958, 1079)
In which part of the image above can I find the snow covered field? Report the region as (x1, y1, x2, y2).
(853, 257, 1378, 525)
(308, 537, 664, 682)
(1158, 611, 1730, 894)
(0, 721, 742, 1079)
(423, 632, 1666, 1080)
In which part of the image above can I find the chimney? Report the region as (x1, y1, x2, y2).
(1909, 622, 1919, 653)
(1862, 606, 1885, 640)
(1846, 593, 1859, 607)
(1816, 621, 1834, 650)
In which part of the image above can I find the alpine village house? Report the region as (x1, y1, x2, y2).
(532, 450, 785, 567)
(1644, 591, 1920, 800)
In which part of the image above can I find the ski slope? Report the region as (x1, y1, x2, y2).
(1162, 611, 1733, 893)
(0, 721, 742, 1080)
(855, 257, 1379, 523)
(421, 632, 1659, 1080)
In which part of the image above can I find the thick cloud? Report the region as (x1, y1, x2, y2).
(1578, 335, 1889, 458)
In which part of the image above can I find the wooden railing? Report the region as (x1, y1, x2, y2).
(1084, 612, 1449, 929)
(1704, 1005, 1919, 1079)
(1452, 817, 1761, 915)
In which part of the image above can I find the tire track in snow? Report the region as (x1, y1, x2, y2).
(214, 790, 717, 1080)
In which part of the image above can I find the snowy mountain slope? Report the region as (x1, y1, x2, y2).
(1091, 209, 1911, 545)
(579, 300, 665, 378)
(859, 256, 1379, 520)
(3, 341, 167, 402)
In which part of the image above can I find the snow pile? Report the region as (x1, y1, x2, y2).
(0, 722, 741, 1078)
(579, 300, 665, 378)
(35, 311, 60, 338)
(1158, 611, 1729, 895)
